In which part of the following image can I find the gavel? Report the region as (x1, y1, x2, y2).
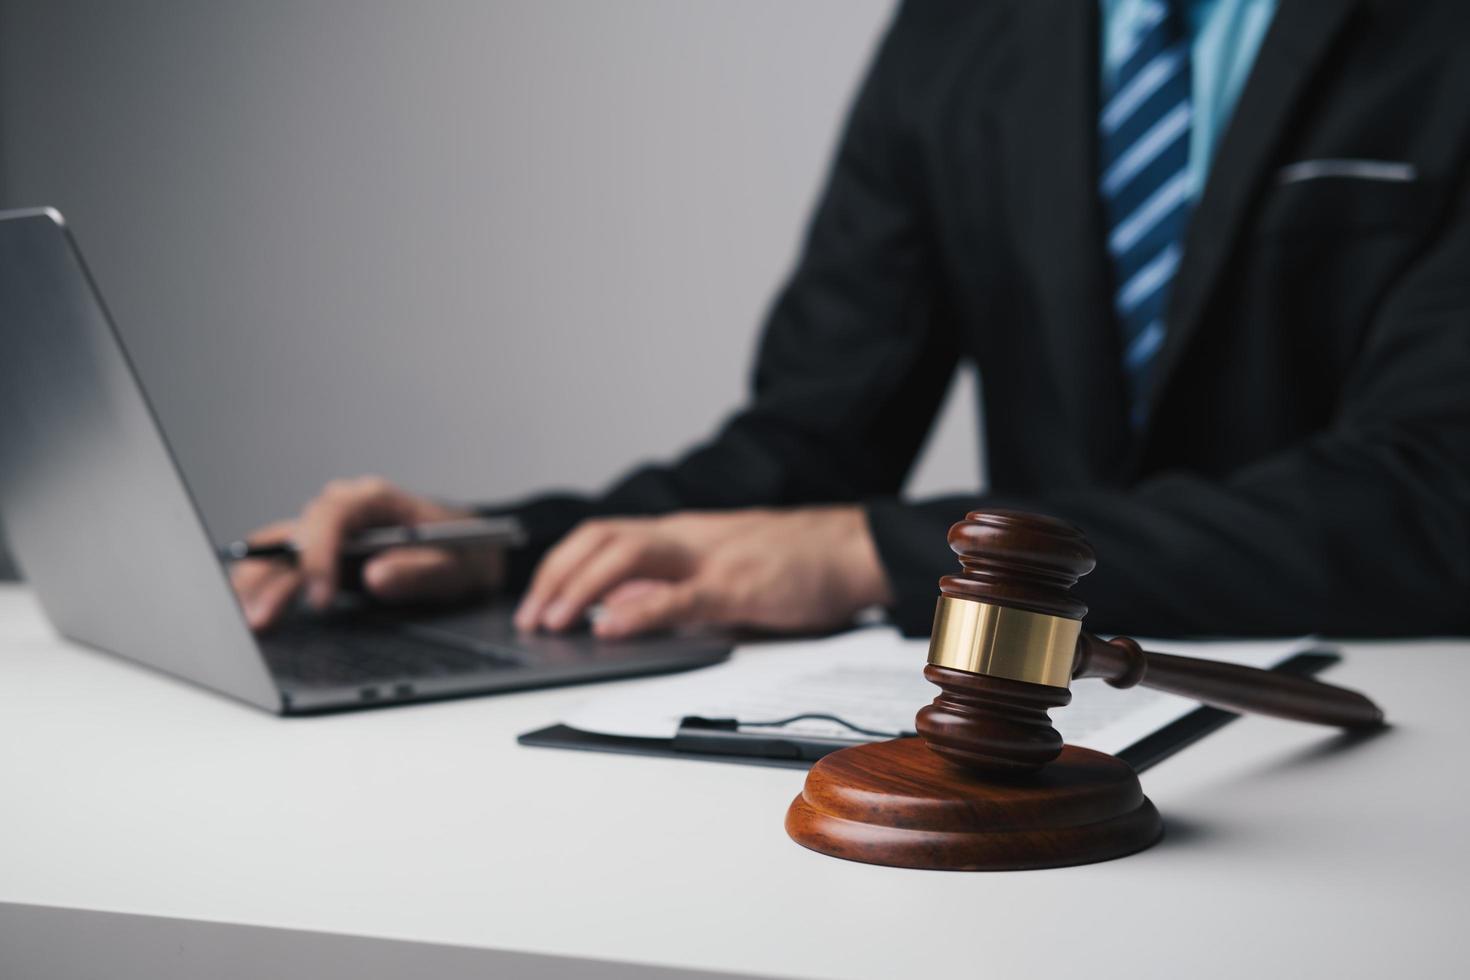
(785, 509, 1386, 871)
(918, 509, 1384, 773)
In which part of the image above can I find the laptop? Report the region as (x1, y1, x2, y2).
(0, 208, 730, 714)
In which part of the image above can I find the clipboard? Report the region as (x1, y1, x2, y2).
(518, 650, 1342, 774)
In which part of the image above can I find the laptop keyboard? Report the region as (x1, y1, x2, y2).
(259, 621, 519, 690)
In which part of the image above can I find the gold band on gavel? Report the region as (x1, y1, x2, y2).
(926, 596, 1080, 689)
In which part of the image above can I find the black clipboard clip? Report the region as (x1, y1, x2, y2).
(672, 714, 915, 762)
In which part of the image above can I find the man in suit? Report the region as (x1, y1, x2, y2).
(235, 0, 1470, 640)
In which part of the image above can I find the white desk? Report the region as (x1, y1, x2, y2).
(0, 584, 1465, 980)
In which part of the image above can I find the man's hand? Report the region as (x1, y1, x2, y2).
(514, 506, 893, 639)
(230, 477, 504, 630)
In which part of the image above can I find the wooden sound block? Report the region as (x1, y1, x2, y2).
(786, 737, 1162, 871)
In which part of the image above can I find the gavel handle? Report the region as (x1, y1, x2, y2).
(1073, 634, 1385, 730)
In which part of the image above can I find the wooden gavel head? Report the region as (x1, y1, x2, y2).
(917, 509, 1098, 774)
(785, 509, 1169, 871)
(788, 507, 1383, 870)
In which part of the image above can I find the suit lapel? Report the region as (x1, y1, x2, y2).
(1139, 0, 1361, 433)
(997, 0, 1128, 476)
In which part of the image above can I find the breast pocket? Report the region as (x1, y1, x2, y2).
(1240, 166, 1444, 391)
(1253, 168, 1438, 238)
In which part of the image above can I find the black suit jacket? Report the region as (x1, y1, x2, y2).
(491, 0, 1470, 638)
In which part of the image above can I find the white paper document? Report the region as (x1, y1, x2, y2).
(561, 628, 1322, 757)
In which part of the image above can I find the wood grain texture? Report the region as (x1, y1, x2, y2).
(786, 738, 1162, 871)
(1074, 634, 1386, 729)
(939, 510, 1096, 618)
(915, 664, 1070, 773)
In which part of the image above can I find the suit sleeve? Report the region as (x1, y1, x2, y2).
(485, 7, 960, 590)
(869, 177, 1470, 639)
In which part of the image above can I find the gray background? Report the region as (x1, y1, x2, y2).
(0, 0, 980, 566)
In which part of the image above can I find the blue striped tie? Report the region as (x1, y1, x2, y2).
(1100, 0, 1193, 429)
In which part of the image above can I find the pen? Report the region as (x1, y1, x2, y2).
(218, 516, 527, 563)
